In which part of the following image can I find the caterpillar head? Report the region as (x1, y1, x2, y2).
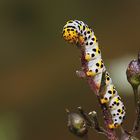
(62, 20, 85, 46)
(63, 27, 78, 44)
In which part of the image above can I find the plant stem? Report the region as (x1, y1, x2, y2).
(133, 86, 139, 108)
(80, 49, 119, 140)
(132, 86, 140, 134)
(78, 107, 107, 136)
(77, 106, 94, 127)
(89, 110, 108, 135)
(138, 52, 140, 63)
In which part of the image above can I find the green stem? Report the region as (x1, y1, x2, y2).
(132, 86, 140, 134)
(133, 86, 139, 109)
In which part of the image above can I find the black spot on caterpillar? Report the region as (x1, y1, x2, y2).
(62, 20, 126, 129)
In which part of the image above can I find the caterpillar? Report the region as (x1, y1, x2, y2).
(62, 20, 126, 129)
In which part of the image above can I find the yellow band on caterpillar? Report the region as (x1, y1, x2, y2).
(86, 71, 96, 77)
(108, 123, 120, 129)
(85, 54, 91, 61)
(100, 98, 108, 104)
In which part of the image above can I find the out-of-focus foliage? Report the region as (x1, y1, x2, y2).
(0, 0, 140, 140)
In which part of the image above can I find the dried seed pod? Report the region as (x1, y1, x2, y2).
(129, 136, 140, 140)
(67, 112, 88, 137)
(121, 135, 140, 140)
(126, 53, 140, 88)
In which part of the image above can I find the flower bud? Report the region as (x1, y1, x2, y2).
(126, 53, 140, 88)
(67, 112, 88, 137)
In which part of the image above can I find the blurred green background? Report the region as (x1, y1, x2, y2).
(0, 0, 140, 139)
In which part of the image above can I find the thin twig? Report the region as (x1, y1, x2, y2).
(80, 49, 119, 140)
(77, 107, 93, 126)
(132, 86, 140, 134)
(78, 107, 107, 136)
(138, 52, 140, 64)
(133, 86, 139, 109)
(88, 111, 108, 135)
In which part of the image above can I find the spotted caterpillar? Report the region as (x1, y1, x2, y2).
(62, 20, 126, 129)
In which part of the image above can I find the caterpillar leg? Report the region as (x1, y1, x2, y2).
(108, 123, 120, 129)
(76, 70, 86, 78)
(85, 54, 91, 61)
(86, 71, 96, 77)
(100, 98, 108, 104)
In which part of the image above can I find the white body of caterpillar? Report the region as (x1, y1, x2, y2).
(62, 20, 125, 129)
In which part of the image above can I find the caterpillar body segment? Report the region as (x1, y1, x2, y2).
(100, 84, 117, 104)
(85, 42, 101, 61)
(105, 72, 112, 86)
(86, 58, 105, 77)
(62, 20, 126, 129)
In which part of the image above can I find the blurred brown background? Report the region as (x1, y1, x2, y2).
(0, 0, 140, 140)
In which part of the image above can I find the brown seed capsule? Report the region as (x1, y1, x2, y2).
(121, 134, 140, 140)
(129, 136, 140, 140)
(126, 53, 140, 88)
(67, 112, 88, 137)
